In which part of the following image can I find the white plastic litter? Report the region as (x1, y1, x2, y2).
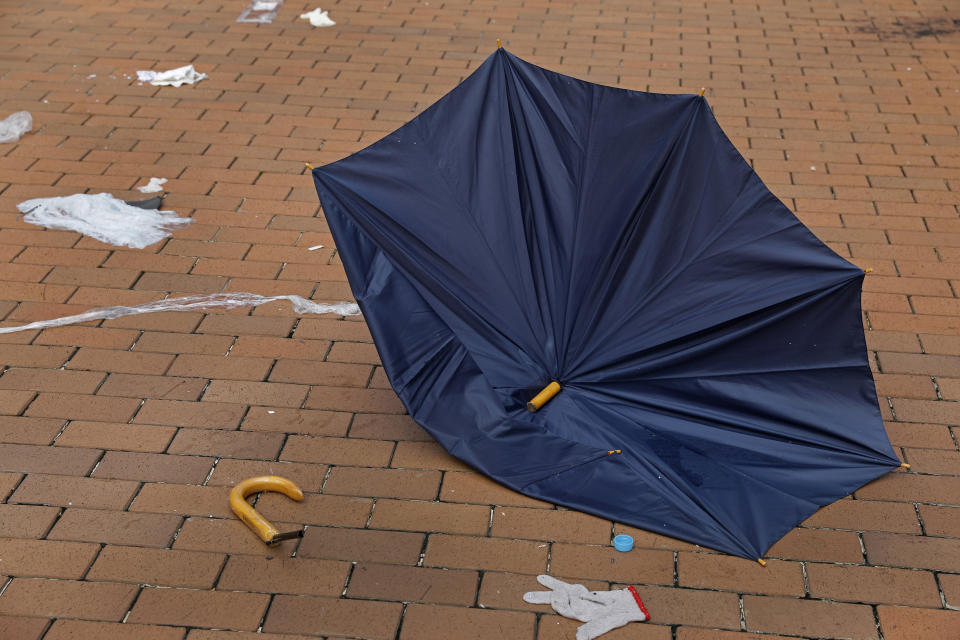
(136, 65, 207, 87)
(308, 245, 324, 251)
(138, 177, 168, 193)
(0, 293, 360, 335)
(238, 0, 283, 23)
(300, 8, 335, 26)
(17, 193, 192, 249)
(0, 111, 33, 144)
(86, 74, 96, 79)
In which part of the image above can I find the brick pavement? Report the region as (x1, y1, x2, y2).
(0, 0, 958, 638)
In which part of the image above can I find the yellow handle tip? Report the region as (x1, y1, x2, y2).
(527, 381, 561, 412)
(230, 476, 304, 545)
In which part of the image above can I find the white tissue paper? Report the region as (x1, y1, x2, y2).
(17, 192, 192, 249)
(137, 177, 167, 193)
(300, 8, 336, 26)
(0, 293, 361, 335)
(0, 111, 33, 144)
(136, 65, 207, 87)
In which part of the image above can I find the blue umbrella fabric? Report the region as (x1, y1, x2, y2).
(310, 48, 901, 560)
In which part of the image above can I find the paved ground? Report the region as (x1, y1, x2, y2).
(0, 0, 958, 638)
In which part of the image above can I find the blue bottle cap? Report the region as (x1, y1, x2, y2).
(613, 534, 634, 552)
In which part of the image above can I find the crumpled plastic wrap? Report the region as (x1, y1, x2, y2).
(0, 111, 33, 143)
(300, 8, 335, 26)
(0, 293, 361, 335)
(136, 65, 207, 87)
(138, 177, 167, 193)
(17, 192, 192, 249)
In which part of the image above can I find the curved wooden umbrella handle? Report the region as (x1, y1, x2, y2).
(229, 475, 305, 545)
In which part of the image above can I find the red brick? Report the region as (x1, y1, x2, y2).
(298, 526, 424, 564)
(0, 390, 37, 416)
(131, 483, 234, 518)
(0, 443, 100, 475)
(0, 578, 137, 621)
(269, 359, 372, 387)
(0, 538, 99, 579)
(807, 562, 941, 607)
(44, 621, 186, 640)
(93, 451, 215, 484)
(66, 348, 174, 375)
(802, 497, 921, 533)
(350, 413, 431, 441)
(491, 507, 611, 544)
(134, 399, 245, 428)
(129, 588, 270, 630)
(399, 603, 534, 640)
(392, 441, 471, 471)
(55, 421, 176, 452)
(370, 498, 489, 535)
(743, 595, 878, 639)
(878, 605, 960, 640)
(766, 527, 865, 563)
(327, 341, 381, 364)
(305, 386, 406, 413)
(679, 553, 803, 596)
(349, 562, 478, 604)
(10, 474, 138, 510)
(168, 354, 273, 381)
(87, 546, 226, 589)
(26, 393, 141, 422)
(241, 406, 351, 436)
(0, 344, 72, 368)
(167, 428, 284, 459)
(48, 509, 181, 548)
(0, 504, 59, 538)
(0, 616, 49, 640)
(282, 435, 394, 466)
(218, 555, 350, 596)
(264, 594, 402, 639)
(857, 472, 960, 504)
(230, 335, 330, 360)
(133, 331, 234, 355)
(918, 504, 960, 537)
(95, 373, 206, 400)
(202, 380, 308, 407)
(440, 471, 550, 507)
(864, 531, 960, 572)
(0, 368, 104, 394)
(324, 466, 440, 499)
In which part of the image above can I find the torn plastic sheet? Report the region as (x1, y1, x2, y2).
(138, 177, 167, 193)
(0, 111, 32, 144)
(136, 65, 207, 87)
(0, 293, 361, 335)
(17, 192, 192, 249)
(300, 8, 335, 26)
(238, 0, 284, 23)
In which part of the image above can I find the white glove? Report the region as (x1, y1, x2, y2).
(523, 575, 650, 640)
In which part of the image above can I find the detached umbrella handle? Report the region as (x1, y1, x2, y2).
(229, 475, 304, 545)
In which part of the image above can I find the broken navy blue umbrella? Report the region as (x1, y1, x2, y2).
(311, 48, 903, 561)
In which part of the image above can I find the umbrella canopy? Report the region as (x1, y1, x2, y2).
(310, 48, 900, 560)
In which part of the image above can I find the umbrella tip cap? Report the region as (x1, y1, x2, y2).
(757, 558, 767, 567)
(497, 39, 502, 49)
